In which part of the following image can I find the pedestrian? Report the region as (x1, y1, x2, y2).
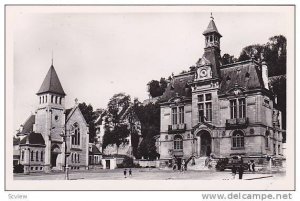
(238, 164, 244, 180)
(247, 161, 251, 171)
(129, 168, 132, 176)
(181, 160, 185, 173)
(231, 165, 237, 179)
(124, 169, 127, 178)
(251, 160, 256, 172)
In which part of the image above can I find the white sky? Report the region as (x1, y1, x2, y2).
(12, 6, 290, 131)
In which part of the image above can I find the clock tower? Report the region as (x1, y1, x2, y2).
(195, 13, 222, 80)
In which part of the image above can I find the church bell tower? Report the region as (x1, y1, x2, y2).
(34, 62, 66, 172)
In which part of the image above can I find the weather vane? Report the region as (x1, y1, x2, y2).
(210, 12, 214, 20)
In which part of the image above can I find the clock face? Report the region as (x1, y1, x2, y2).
(200, 69, 208, 77)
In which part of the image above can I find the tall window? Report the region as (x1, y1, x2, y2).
(198, 93, 212, 122)
(179, 106, 184, 124)
(31, 150, 34, 161)
(174, 135, 183, 150)
(232, 130, 244, 148)
(230, 98, 246, 119)
(77, 154, 80, 163)
(55, 96, 58, 104)
(206, 102, 212, 122)
(41, 151, 44, 162)
(59, 97, 62, 104)
(36, 151, 39, 161)
(45, 95, 47, 103)
(72, 123, 80, 145)
(265, 131, 270, 148)
(51, 95, 54, 103)
(239, 98, 246, 118)
(21, 150, 24, 161)
(198, 103, 204, 122)
(230, 100, 237, 119)
(172, 108, 178, 125)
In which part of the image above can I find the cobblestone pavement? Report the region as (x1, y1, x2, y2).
(14, 168, 286, 181)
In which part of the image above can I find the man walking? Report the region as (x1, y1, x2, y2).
(124, 169, 127, 178)
(238, 164, 244, 180)
(231, 165, 237, 179)
(129, 169, 132, 177)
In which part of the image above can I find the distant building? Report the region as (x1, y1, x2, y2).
(88, 143, 102, 166)
(17, 64, 89, 173)
(94, 104, 142, 157)
(158, 15, 284, 168)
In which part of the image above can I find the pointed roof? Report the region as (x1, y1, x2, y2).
(203, 18, 222, 37)
(37, 65, 66, 96)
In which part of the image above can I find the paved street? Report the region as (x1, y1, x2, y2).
(14, 168, 285, 181)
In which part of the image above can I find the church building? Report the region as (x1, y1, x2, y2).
(18, 64, 89, 173)
(158, 15, 284, 168)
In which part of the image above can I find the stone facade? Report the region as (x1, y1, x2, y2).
(18, 64, 89, 173)
(158, 16, 284, 168)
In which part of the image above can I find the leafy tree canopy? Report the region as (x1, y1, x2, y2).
(78, 102, 97, 143)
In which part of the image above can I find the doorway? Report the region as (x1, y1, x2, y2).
(199, 130, 212, 157)
(106, 160, 111, 169)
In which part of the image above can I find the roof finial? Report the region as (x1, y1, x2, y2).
(210, 12, 214, 20)
(51, 50, 54, 66)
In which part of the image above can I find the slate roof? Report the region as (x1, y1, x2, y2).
(37, 65, 66, 96)
(219, 60, 264, 94)
(160, 72, 194, 103)
(13, 137, 20, 146)
(19, 115, 35, 135)
(203, 19, 222, 37)
(20, 132, 45, 146)
(89, 145, 102, 155)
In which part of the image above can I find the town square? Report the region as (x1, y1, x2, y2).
(6, 5, 294, 191)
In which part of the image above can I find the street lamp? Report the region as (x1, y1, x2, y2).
(60, 126, 74, 180)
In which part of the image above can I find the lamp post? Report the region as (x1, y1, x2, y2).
(60, 126, 74, 180)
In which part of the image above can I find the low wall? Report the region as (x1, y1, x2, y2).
(134, 160, 160, 168)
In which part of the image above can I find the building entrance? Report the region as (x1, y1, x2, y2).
(199, 130, 212, 157)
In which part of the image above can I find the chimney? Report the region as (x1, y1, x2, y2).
(261, 61, 269, 90)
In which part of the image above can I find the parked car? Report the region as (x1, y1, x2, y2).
(216, 156, 248, 171)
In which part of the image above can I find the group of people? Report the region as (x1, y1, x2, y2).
(123, 168, 132, 178)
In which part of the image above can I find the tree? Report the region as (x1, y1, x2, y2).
(148, 77, 168, 98)
(133, 102, 160, 159)
(222, 53, 237, 65)
(102, 93, 132, 154)
(107, 93, 131, 124)
(78, 102, 96, 143)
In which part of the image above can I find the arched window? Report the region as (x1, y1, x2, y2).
(45, 95, 47, 103)
(77, 154, 80, 163)
(41, 151, 44, 162)
(39, 97, 41, 104)
(36, 151, 39, 161)
(21, 150, 24, 161)
(174, 135, 183, 150)
(42, 96, 44, 103)
(232, 130, 244, 148)
(55, 96, 58, 104)
(265, 131, 270, 148)
(51, 95, 54, 103)
(59, 97, 62, 104)
(31, 150, 34, 161)
(72, 123, 80, 145)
